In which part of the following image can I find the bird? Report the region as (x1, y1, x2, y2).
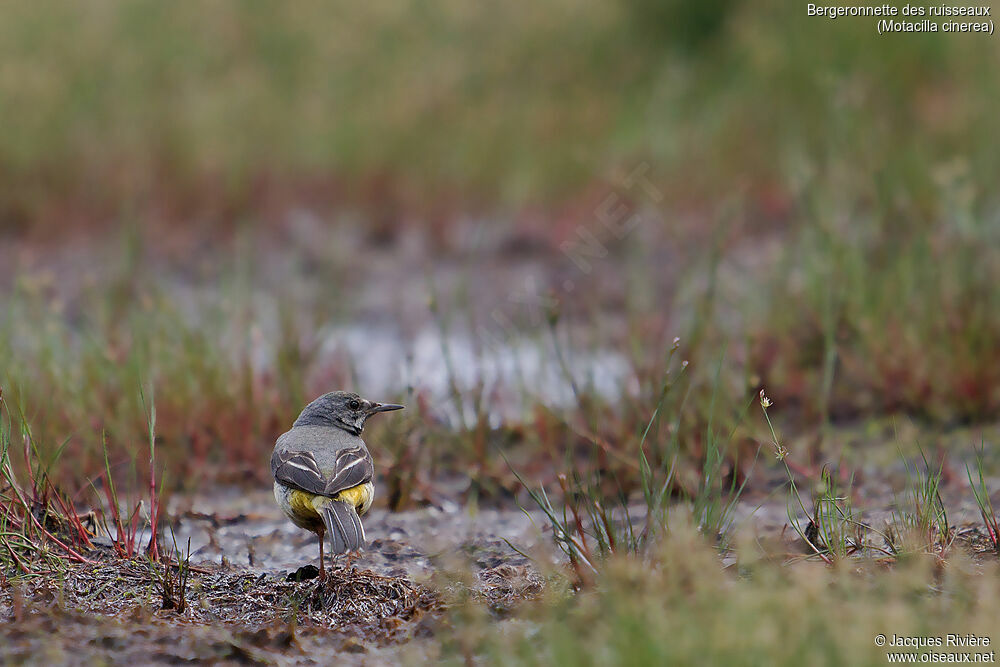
(271, 391, 403, 579)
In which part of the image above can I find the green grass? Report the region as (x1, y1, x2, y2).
(438, 395, 998, 665)
(967, 449, 999, 553)
(1, 1, 997, 220)
(438, 525, 1000, 666)
(0, 0, 644, 222)
(749, 207, 1000, 422)
(516, 379, 990, 583)
(0, 391, 95, 576)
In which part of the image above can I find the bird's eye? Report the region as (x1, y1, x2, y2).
(349, 400, 361, 410)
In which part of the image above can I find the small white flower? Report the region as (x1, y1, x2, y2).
(759, 389, 772, 409)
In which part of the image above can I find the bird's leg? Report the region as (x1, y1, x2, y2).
(317, 527, 326, 581)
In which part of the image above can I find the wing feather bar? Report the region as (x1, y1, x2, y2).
(271, 450, 327, 495)
(324, 446, 374, 495)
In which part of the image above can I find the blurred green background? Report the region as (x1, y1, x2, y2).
(3, 0, 995, 224)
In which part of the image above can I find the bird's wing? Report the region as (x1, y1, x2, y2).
(322, 445, 375, 495)
(271, 445, 373, 497)
(271, 449, 327, 495)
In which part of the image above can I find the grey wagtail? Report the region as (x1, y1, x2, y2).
(271, 391, 403, 579)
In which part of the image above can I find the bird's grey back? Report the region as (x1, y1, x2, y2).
(273, 425, 369, 475)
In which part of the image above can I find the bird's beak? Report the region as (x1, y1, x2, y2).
(369, 402, 404, 413)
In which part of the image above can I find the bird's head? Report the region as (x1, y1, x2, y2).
(293, 391, 404, 435)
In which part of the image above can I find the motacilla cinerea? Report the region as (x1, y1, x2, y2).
(271, 391, 403, 579)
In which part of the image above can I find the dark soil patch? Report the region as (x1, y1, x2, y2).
(0, 554, 446, 665)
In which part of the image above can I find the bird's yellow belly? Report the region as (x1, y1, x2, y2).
(274, 481, 374, 530)
(335, 482, 375, 514)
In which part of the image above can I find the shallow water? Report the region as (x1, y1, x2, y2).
(313, 324, 634, 425)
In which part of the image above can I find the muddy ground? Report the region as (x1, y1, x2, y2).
(0, 480, 553, 666)
(3, 432, 998, 666)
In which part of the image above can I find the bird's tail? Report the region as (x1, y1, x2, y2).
(319, 499, 366, 554)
